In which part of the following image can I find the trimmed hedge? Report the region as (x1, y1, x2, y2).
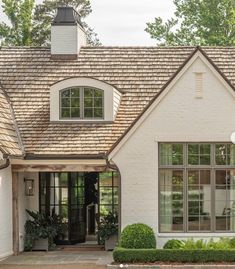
(113, 247, 235, 263)
(120, 223, 156, 249)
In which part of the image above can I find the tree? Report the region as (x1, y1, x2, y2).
(145, 0, 235, 46)
(0, 0, 100, 46)
(0, 0, 35, 46)
(32, 0, 101, 46)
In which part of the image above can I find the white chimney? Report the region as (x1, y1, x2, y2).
(51, 6, 87, 59)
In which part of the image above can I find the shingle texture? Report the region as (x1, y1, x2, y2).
(0, 87, 23, 157)
(0, 46, 234, 157)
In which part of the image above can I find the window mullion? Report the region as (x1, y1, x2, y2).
(184, 167, 188, 233)
(81, 87, 84, 119)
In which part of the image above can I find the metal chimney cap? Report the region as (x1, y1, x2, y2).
(52, 6, 83, 27)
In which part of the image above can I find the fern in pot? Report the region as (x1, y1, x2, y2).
(24, 209, 63, 251)
(98, 212, 118, 251)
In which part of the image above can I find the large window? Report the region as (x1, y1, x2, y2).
(60, 87, 103, 119)
(159, 143, 235, 233)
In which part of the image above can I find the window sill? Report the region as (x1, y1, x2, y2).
(50, 120, 114, 124)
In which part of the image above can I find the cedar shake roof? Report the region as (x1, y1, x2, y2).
(0, 46, 235, 158)
(0, 87, 23, 157)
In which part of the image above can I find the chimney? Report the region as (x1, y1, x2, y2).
(51, 6, 87, 59)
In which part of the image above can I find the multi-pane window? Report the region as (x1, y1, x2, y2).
(99, 172, 119, 219)
(159, 143, 235, 233)
(60, 87, 103, 119)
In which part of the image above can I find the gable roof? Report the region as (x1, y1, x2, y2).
(0, 85, 24, 157)
(0, 46, 235, 159)
(107, 46, 235, 158)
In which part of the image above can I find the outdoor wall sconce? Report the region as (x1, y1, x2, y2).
(24, 178, 34, 196)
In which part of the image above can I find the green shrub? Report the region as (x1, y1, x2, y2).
(230, 238, 235, 248)
(120, 223, 156, 249)
(163, 239, 184, 249)
(113, 247, 235, 263)
(163, 237, 235, 250)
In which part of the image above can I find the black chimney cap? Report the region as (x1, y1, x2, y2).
(52, 6, 83, 27)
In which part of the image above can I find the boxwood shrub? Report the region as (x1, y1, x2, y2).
(119, 223, 156, 249)
(113, 247, 235, 263)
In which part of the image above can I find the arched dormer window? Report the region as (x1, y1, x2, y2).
(50, 77, 122, 122)
(60, 87, 104, 119)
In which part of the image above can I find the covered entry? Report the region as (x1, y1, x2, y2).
(39, 172, 119, 245)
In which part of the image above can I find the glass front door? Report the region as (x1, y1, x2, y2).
(39, 172, 86, 244)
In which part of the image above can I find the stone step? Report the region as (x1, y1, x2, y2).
(0, 264, 106, 269)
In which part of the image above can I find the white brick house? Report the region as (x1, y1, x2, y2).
(1, 6, 235, 258)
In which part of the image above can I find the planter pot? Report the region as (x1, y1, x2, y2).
(105, 234, 118, 251)
(32, 238, 49, 251)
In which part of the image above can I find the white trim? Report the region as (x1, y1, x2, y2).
(11, 159, 106, 165)
(108, 51, 235, 160)
(50, 77, 121, 122)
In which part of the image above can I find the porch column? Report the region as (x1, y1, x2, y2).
(12, 172, 19, 255)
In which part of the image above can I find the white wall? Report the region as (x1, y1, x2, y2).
(0, 166, 13, 259)
(111, 55, 235, 248)
(18, 172, 39, 252)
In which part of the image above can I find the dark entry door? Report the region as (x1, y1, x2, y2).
(39, 172, 86, 244)
(70, 173, 86, 243)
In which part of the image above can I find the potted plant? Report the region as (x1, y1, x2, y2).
(24, 209, 63, 251)
(98, 212, 118, 251)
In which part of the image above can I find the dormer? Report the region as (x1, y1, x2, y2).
(50, 77, 122, 122)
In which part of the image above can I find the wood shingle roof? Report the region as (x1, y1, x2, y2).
(0, 46, 234, 157)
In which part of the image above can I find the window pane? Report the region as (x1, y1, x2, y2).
(159, 169, 184, 232)
(61, 90, 70, 98)
(160, 216, 183, 232)
(71, 98, 80, 108)
(200, 144, 210, 155)
(84, 108, 93, 117)
(160, 143, 183, 165)
(71, 88, 80, 97)
(100, 187, 113, 204)
(188, 170, 199, 185)
(99, 172, 113, 187)
(84, 88, 93, 97)
(94, 108, 103, 118)
(61, 108, 70, 118)
(215, 144, 227, 165)
(71, 108, 80, 117)
(94, 98, 102, 107)
(187, 170, 211, 231)
(188, 155, 199, 165)
(84, 98, 93, 107)
(94, 89, 103, 98)
(61, 98, 70, 107)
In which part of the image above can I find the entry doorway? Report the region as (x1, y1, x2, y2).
(39, 172, 119, 245)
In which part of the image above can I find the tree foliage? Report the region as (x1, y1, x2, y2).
(0, 0, 100, 46)
(146, 0, 235, 46)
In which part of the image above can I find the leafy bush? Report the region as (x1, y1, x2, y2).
(24, 209, 64, 251)
(113, 247, 235, 263)
(97, 212, 118, 244)
(120, 223, 156, 249)
(163, 237, 235, 250)
(163, 239, 184, 249)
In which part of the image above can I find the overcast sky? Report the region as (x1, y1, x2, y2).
(0, 0, 175, 46)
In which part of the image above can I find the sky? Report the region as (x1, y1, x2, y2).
(0, 0, 175, 46)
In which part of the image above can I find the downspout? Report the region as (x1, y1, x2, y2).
(0, 158, 10, 170)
